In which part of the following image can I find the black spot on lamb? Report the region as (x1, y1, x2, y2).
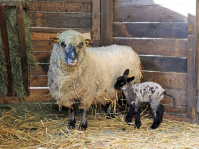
(48, 30, 142, 130)
(114, 69, 176, 129)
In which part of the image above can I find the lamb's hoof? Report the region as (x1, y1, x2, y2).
(151, 124, 159, 129)
(125, 116, 132, 125)
(135, 122, 141, 129)
(79, 122, 87, 131)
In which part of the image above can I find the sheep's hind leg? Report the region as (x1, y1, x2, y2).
(134, 106, 141, 129)
(79, 109, 87, 131)
(68, 108, 76, 129)
(151, 104, 164, 129)
(125, 104, 135, 124)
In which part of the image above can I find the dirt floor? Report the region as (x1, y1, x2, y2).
(0, 103, 199, 149)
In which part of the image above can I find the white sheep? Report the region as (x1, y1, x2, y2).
(48, 30, 142, 130)
(114, 69, 176, 129)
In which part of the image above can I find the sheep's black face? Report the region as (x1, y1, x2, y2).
(61, 42, 78, 65)
(114, 76, 127, 90)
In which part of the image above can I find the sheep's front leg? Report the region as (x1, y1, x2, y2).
(79, 109, 87, 131)
(68, 108, 76, 129)
(151, 104, 164, 129)
(125, 104, 135, 124)
(134, 105, 141, 129)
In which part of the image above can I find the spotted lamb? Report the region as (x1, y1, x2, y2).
(114, 69, 176, 129)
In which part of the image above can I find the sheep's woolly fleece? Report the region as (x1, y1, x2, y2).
(48, 30, 142, 110)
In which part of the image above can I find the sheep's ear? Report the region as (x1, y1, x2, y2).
(50, 37, 59, 44)
(127, 76, 135, 82)
(85, 39, 93, 45)
(123, 69, 129, 76)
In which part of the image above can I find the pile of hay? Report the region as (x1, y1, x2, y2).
(0, 6, 36, 99)
(0, 103, 199, 148)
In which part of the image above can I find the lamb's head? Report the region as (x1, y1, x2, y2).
(51, 30, 92, 66)
(114, 69, 135, 90)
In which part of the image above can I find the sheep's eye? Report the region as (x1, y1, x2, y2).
(78, 42, 84, 49)
(61, 42, 66, 47)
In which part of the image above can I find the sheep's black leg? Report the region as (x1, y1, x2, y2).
(68, 108, 76, 129)
(79, 109, 87, 131)
(134, 106, 141, 129)
(106, 103, 115, 119)
(151, 104, 164, 129)
(125, 104, 135, 124)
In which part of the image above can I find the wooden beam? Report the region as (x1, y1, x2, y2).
(0, 6, 13, 96)
(16, 5, 30, 95)
(186, 35, 196, 118)
(92, 0, 101, 46)
(196, 0, 199, 113)
(101, 0, 113, 46)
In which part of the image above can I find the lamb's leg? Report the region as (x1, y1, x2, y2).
(151, 104, 164, 129)
(125, 104, 135, 124)
(79, 109, 87, 131)
(134, 106, 141, 129)
(68, 108, 76, 129)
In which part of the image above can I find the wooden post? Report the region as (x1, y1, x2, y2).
(196, 0, 199, 113)
(101, 0, 113, 46)
(16, 4, 30, 95)
(92, 0, 101, 47)
(0, 6, 13, 96)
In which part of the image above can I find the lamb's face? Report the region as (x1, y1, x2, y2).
(114, 76, 128, 90)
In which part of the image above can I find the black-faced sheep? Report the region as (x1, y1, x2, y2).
(114, 69, 176, 129)
(48, 30, 142, 130)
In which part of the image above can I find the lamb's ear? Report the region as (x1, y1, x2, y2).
(123, 69, 129, 76)
(85, 39, 93, 45)
(50, 37, 59, 44)
(127, 76, 135, 82)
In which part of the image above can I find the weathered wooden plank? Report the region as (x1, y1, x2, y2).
(0, 0, 22, 6)
(31, 52, 51, 63)
(113, 22, 188, 38)
(114, 0, 189, 6)
(163, 105, 186, 114)
(161, 89, 186, 107)
(28, 12, 92, 28)
(0, 6, 12, 96)
(140, 56, 187, 73)
(16, 5, 30, 95)
(32, 40, 53, 52)
(188, 14, 195, 35)
(25, 89, 51, 102)
(92, 0, 101, 47)
(30, 28, 91, 33)
(196, 0, 199, 113)
(114, 5, 187, 22)
(30, 76, 48, 87)
(113, 38, 187, 57)
(31, 32, 58, 41)
(142, 71, 186, 90)
(186, 35, 196, 118)
(163, 114, 197, 123)
(27, 1, 91, 12)
(31, 64, 49, 76)
(101, 0, 113, 46)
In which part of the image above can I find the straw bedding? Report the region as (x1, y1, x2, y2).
(0, 103, 199, 149)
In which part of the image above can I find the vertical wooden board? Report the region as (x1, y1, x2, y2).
(196, 0, 199, 113)
(101, 0, 113, 46)
(186, 35, 196, 118)
(16, 5, 30, 95)
(92, 0, 101, 46)
(0, 6, 12, 95)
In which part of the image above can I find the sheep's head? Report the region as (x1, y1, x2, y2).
(51, 30, 92, 66)
(114, 69, 135, 90)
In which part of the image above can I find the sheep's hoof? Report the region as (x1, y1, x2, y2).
(79, 122, 87, 131)
(125, 116, 132, 124)
(68, 120, 76, 129)
(106, 114, 115, 119)
(135, 121, 141, 129)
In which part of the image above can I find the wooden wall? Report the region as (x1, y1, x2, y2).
(110, 0, 197, 123)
